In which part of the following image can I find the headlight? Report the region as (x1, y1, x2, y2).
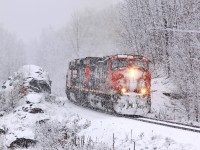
(121, 88, 127, 93)
(140, 88, 147, 95)
(129, 68, 135, 77)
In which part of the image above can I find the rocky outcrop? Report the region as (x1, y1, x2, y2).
(9, 138, 37, 149)
(2, 65, 52, 97)
(29, 108, 44, 114)
(21, 106, 44, 114)
(0, 129, 5, 135)
(27, 78, 51, 94)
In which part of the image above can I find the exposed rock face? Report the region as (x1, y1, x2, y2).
(21, 106, 44, 114)
(27, 78, 51, 94)
(0, 129, 5, 135)
(37, 119, 50, 124)
(29, 108, 44, 114)
(0, 111, 5, 117)
(2, 65, 52, 97)
(9, 138, 37, 149)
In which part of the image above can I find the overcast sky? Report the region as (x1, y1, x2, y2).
(0, 0, 121, 43)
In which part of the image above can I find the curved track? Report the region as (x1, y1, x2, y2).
(122, 115, 200, 133)
(69, 99, 200, 133)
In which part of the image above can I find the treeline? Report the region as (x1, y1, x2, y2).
(119, 0, 200, 122)
(0, 26, 26, 84)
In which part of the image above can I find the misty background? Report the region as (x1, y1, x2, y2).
(1, 0, 200, 122)
(0, 0, 121, 95)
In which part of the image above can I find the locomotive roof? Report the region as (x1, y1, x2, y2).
(70, 54, 150, 63)
(110, 54, 150, 62)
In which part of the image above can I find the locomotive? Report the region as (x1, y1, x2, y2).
(66, 54, 151, 115)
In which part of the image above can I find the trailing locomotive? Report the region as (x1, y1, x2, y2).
(66, 54, 151, 115)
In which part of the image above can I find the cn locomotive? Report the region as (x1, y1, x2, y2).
(66, 54, 151, 115)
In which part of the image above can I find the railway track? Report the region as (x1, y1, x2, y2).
(68, 99, 200, 133)
(121, 115, 200, 133)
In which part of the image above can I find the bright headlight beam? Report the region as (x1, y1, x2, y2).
(141, 88, 147, 95)
(130, 68, 135, 77)
(121, 88, 127, 93)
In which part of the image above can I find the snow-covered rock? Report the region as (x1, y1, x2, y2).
(0, 111, 5, 117)
(0, 128, 5, 135)
(9, 138, 37, 149)
(0, 66, 51, 148)
(2, 65, 51, 96)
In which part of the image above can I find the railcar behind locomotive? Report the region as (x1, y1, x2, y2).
(66, 54, 151, 115)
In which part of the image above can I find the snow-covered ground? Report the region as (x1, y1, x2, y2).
(151, 77, 175, 112)
(63, 98, 200, 150)
(0, 94, 91, 149)
(1, 95, 199, 149)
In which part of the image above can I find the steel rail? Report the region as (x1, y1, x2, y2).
(120, 114, 200, 133)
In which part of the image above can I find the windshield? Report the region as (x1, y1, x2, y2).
(112, 59, 148, 70)
(129, 60, 148, 69)
(112, 60, 128, 70)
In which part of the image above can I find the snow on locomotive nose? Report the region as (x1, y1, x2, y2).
(66, 54, 151, 116)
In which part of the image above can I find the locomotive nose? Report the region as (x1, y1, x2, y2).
(128, 68, 145, 92)
(115, 68, 147, 94)
(128, 67, 143, 80)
